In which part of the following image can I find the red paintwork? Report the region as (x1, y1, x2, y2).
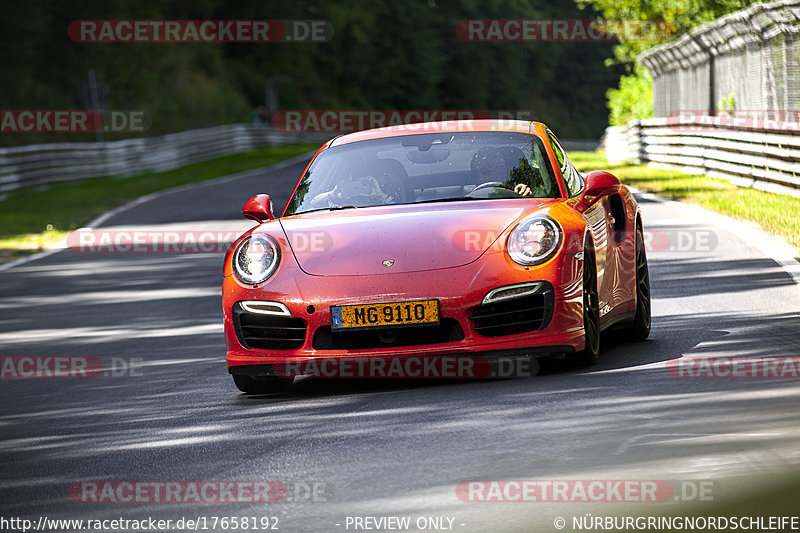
(281, 201, 539, 276)
(580, 171, 622, 208)
(224, 120, 642, 369)
(242, 194, 274, 222)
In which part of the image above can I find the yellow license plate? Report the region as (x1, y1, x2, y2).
(331, 300, 439, 330)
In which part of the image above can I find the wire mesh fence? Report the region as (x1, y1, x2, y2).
(639, 0, 800, 120)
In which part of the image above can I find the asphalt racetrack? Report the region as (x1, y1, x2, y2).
(2, 156, 800, 532)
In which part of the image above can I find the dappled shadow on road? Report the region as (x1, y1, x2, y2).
(651, 256, 797, 298)
(2, 210, 800, 520)
(3, 304, 799, 519)
(0, 253, 226, 352)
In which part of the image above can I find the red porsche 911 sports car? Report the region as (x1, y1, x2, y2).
(223, 120, 650, 393)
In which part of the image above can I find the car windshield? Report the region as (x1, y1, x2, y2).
(284, 132, 559, 215)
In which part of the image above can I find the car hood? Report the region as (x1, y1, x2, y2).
(278, 200, 550, 276)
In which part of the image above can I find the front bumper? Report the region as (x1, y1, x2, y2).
(224, 245, 585, 370)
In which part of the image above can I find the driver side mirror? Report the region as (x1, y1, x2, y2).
(242, 194, 275, 222)
(579, 171, 621, 208)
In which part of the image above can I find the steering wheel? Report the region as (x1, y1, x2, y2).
(469, 181, 505, 194)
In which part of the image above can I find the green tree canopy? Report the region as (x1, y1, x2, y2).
(1, 0, 624, 144)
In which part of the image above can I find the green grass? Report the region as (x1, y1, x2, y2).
(0, 143, 317, 260)
(569, 151, 800, 254)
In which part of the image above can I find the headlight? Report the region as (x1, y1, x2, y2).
(233, 234, 281, 284)
(506, 215, 562, 266)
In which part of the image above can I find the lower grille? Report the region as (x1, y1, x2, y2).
(233, 304, 307, 350)
(470, 284, 554, 337)
(312, 319, 464, 350)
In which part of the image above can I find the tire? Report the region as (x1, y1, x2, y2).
(232, 374, 293, 394)
(624, 227, 651, 341)
(569, 247, 601, 366)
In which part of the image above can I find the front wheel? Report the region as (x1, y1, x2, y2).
(232, 374, 293, 394)
(569, 248, 601, 366)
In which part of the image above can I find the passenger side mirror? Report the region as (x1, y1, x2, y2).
(242, 194, 275, 222)
(579, 171, 621, 208)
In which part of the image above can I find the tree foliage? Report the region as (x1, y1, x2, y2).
(575, 0, 756, 123)
(1, 0, 623, 144)
(576, 0, 756, 63)
(606, 63, 653, 126)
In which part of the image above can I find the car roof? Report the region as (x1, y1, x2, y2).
(327, 119, 548, 148)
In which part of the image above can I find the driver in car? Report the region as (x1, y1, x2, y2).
(471, 147, 539, 196)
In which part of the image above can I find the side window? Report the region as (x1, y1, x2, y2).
(547, 130, 583, 197)
(564, 160, 584, 198)
(548, 131, 566, 170)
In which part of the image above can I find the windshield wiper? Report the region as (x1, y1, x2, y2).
(299, 205, 359, 214)
(412, 196, 478, 205)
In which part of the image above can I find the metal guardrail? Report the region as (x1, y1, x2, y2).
(602, 118, 800, 198)
(0, 124, 329, 193)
